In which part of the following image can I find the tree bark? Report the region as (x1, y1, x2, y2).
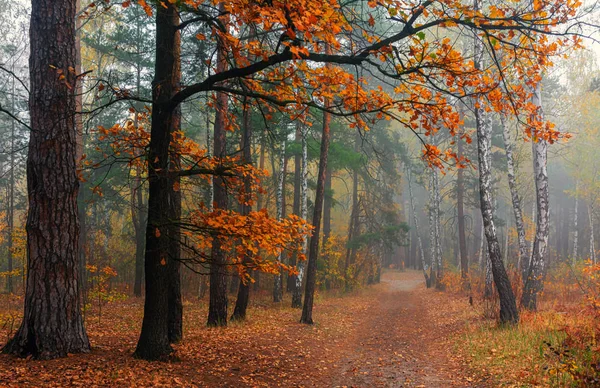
(589, 203, 596, 264)
(167, 27, 183, 342)
(288, 124, 302, 294)
(473, 0, 519, 323)
(301, 105, 331, 324)
(407, 168, 430, 287)
(457, 134, 468, 284)
(231, 101, 253, 320)
(132, 32, 146, 298)
(273, 137, 286, 303)
(573, 180, 579, 263)
(2, 0, 90, 359)
(344, 166, 360, 291)
(292, 126, 308, 308)
(133, 2, 179, 360)
(207, 12, 229, 325)
(433, 162, 443, 288)
(501, 116, 528, 277)
(521, 86, 549, 311)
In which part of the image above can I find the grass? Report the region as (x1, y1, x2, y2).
(454, 301, 599, 387)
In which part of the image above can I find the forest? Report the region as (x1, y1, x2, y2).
(0, 0, 599, 386)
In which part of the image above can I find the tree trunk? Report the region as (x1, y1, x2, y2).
(2, 0, 90, 359)
(407, 168, 430, 287)
(6, 69, 15, 294)
(231, 101, 253, 321)
(288, 124, 302, 294)
(428, 173, 437, 288)
(473, 0, 519, 323)
(301, 104, 331, 324)
(344, 166, 360, 291)
(132, 39, 146, 298)
(207, 44, 229, 327)
(573, 181, 579, 263)
(273, 137, 286, 303)
(134, 2, 180, 360)
(589, 203, 596, 264)
(167, 28, 183, 342)
(521, 86, 549, 311)
(433, 162, 443, 288)
(292, 126, 308, 308)
(457, 135, 468, 284)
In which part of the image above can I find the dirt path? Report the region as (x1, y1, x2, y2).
(331, 271, 478, 387)
(0, 270, 480, 387)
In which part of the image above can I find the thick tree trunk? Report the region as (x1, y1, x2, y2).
(2, 0, 90, 359)
(232, 102, 253, 320)
(292, 126, 308, 308)
(473, 0, 519, 323)
(522, 87, 549, 311)
(134, 2, 180, 360)
(301, 105, 331, 324)
(273, 137, 286, 303)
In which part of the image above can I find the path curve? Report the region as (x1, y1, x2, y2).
(331, 271, 481, 387)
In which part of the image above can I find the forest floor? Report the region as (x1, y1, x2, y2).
(0, 270, 488, 387)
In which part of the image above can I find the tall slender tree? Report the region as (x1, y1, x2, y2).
(473, 0, 518, 324)
(522, 86, 550, 311)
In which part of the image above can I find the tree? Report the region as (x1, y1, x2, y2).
(473, 0, 518, 323)
(521, 86, 549, 311)
(2, 0, 91, 359)
(500, 116, 528, 279)
(301, 104, 332, 324)
(134, 2, 180, 360)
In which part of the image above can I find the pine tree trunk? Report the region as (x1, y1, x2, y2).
(301, 105, 331, 324)
(207, 38, 229, 327)
(2, 0, 90, 359)
(473, 0, 519, 323)
(522, 86, 549, 311)
(292, 126, 308, 308)
(134, 2, 180, 360)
